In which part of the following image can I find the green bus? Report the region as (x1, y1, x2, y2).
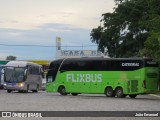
(46, 58, 159, 98)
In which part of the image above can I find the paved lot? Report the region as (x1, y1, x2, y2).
(0, 90, 160, 119)
(0, 90, 160, 111)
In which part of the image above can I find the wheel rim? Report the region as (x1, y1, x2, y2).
(116, 88, 123, 97)
(107, 90, 112, 95)
(106, 87, 115, 97)
(118, 90, 122, 95)
(59, 87, 67, 95)
(62, 88, 65, 94)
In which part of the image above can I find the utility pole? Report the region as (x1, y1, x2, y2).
(56, 37, 61, 59)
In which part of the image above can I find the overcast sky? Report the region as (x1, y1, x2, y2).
(0, 0, 115, 60)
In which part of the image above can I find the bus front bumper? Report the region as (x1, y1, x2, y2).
(3, 83, 25, 90)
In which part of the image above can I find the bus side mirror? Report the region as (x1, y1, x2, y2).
(1, 68, 5, 74)
(24, 69, 28, 77)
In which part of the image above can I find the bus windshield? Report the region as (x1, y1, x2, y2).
(5, 67, 26, 83)
(47, 59, 64, 82)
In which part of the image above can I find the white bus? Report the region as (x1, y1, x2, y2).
(3, 61, 43, 93)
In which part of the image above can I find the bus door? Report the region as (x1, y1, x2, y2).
(46, 60, 63, 92)
(46, 69, 57, 92)
(144, 60, 159, 90)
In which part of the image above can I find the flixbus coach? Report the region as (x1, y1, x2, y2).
(3, 61, 44, 93)
(46, 58, 159, 98)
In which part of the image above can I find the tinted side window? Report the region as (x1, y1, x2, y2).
(29, 66, 40, 75)
(59, 61, 76, 71)
(105, 60, 143, 71)
(82, 60, 106, 71)
(60, 60, 106, 71)
(60, 59, 143, 71)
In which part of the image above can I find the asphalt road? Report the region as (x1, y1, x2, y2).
(0, 90, 160, 111)
(0, 90, 160, 120)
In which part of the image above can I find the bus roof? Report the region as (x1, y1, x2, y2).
(5, 61, 42, 67)
(51, 58, 152, 62)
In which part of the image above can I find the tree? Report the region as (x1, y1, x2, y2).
(141, 0, 160, 62)
(6, 56, 17, 60)
(90, 0, 160, 61)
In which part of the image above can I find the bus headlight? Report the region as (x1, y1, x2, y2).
(3, 83, 7, 86)
(18, 83, 24, 87)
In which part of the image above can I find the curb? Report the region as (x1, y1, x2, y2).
(149, 94, 160, 98)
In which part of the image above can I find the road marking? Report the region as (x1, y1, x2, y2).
(149, 94, 160, 98)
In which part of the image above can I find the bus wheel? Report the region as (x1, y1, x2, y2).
(7, 90, 12, 93)
(129, 94, 137, 98)
(18, 90, 24, 93)
(116, 87, 124, 98)
(105, 87, 115, 97)
(71, 93, 78, 96)
(35, 87, 38, 93)
(33, 85, 39, 93)
(59, 86, 67, 95)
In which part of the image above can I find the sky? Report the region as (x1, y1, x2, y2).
(0, 0, 115, 60)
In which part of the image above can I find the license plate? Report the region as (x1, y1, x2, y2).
(7, 83, 16, 86)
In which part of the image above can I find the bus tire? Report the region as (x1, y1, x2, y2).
(59, 86, 67, 95)
(71, 93, 78, 96)
(105, 87, 115, 97)
(34, 85, 39, 93)
(129, 94, 137, 98)
(116, 87, 124, 98)
(32, 85, 39, 93)
(7, 90, 12, 93)
(18, 90, 22, 93)
(35, 87, 38, 93)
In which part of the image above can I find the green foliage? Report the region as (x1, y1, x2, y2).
(141, 0, 160, 63)
(6, 56, 17, 60)
(91, 0, 160, 62)
(142, 32, 160, 62)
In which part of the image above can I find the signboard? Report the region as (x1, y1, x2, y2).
(56, 37, 61, 50)
(59, 50, 104, 58)
(28, 60, 50, 65)
(55, 37, 105, 59)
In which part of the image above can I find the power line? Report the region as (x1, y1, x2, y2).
(0, 43, 97, 47)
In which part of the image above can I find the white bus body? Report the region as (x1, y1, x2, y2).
(3, 61, 43, 93)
